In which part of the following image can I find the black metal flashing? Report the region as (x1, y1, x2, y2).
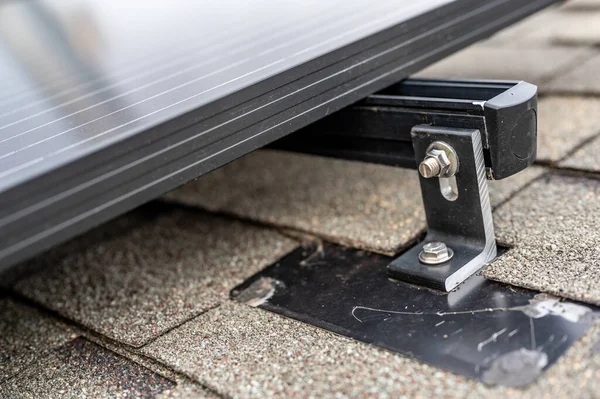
(233, 243, 598, 386)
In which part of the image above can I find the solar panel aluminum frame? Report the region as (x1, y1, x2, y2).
(0, 0, 560, 270)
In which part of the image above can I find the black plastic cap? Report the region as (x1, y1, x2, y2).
(484, 81, 537, 180)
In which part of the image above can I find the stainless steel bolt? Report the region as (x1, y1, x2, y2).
(418, 157, 441, 178)
(418, 142, 458, 179)
(419, 241, 454, 265)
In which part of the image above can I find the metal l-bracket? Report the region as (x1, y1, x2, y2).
(387, 125, 496, 291)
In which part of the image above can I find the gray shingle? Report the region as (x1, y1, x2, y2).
(140, 301, 501, 399)
(549, 13, 600, 46)
(0, 338, 175, 399)
(559, 135, 600, 172)
(164, 151, 545, 255)
(480, 9, 564, 47)
(546, 54, 600, 95)
(561, 0, 600, 11)
(489, 166, 547, 205)
(83, 332, 182, 383)
(416, 46, 594, 90)
(485, 173, 600, 305)
(537, 97, 600, 163)
(13, 209, 297, 347)
(156, 384, 218, 399)
(0, 297, 76, 383)
(490, 10, 600, 47)
(140, 300, 600, 399)
(476, 6, 600, 47)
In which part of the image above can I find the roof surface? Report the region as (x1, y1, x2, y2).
(3, 2, 600, 398)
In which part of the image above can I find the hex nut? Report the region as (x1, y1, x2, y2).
(419, 241, 454, 265)
(421, 149, 452, 179)
(419, 142, 459, 178)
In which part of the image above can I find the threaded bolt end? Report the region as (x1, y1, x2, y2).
(419, 157, 441, 178)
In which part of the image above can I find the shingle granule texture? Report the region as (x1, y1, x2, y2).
(83, 332, 182, 382)
(561, 0, 600, 11)
(140, 301, 496, 399)
(537, 97, 600, 163)
(546, 55, 600, 95)
(0, 338, 175, 399)
(13, 209, 297, 347)
(560, 135, 600, 172)
(0, 298, 76, 383)
(156, 384, 218, 399)
(489, 166, 547, 206)
(480, 9, 564, 47)
(485, 174, 600, 305)
(140, 301, 600, 399)
(415, 46, 594, 89)
(549, 13, 600, 46)
(487, 9, 600, 47)
(163, 150, 545, 255)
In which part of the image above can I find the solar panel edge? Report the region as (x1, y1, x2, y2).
(0, 0, 560, 270)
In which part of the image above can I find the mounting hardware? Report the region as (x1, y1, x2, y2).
(387, 125, 497, 290)
(273, 78, 537, 180)
(419, 142, 458, 178)
(419, 141, 460, 202)
(419, 241, 454, 265)
(274, 78, 537, 290)
(418, 157, 442, 178)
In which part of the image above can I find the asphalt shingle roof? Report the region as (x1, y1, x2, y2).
(12, 209, 296, 347)
(163, 150, 545, 255)
(3, 3, 600, 397)
(485, 173, 600, 305)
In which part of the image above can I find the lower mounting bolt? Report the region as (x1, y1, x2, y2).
(419, 241, 454, 265)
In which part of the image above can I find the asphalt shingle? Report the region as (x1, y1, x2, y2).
(140, 301, 497, 399)
(164, 150, 545, 255)
(0, 338, 175, 399)
(549, 12, 600, 46)
(537, 96, 600, 163)
(560, 135, 600, 172)
(83, 332, 182, 383)
(561, 0, 600, 11)
(140, 300, 600, 399)
(156, 384, 218, 399)
(489, 166, 547, 205)
(489, 10, 600, 47)
(12, 208, 297, 347)
(485, 173, 600, 305)
(416, 46, 594, 90)
(0, 297, 76, 383)
(546, 54, 600, 95)
(481, 9, 564, 47)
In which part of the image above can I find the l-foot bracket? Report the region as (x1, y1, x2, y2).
(275, 78, 537, 291)
(387, 125, 496, 291)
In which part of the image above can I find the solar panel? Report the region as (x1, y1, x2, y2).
(0, 0, 558, 269)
